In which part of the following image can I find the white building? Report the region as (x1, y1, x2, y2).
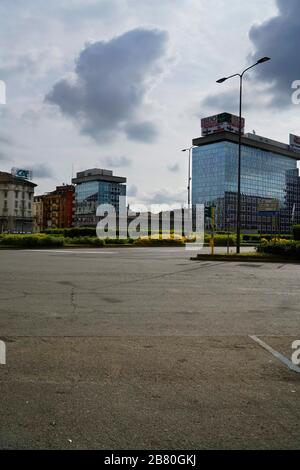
(0, 171, 37, 233)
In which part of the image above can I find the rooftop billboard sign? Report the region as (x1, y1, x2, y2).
(289, 134, 300, 153)
(201, 112, 245, 137)
(11, 168, 32, 180)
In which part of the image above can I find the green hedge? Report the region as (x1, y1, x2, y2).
(259, 234, 292, 241)
(104, 238, 134, 245)
(242, 234, 261, 243)
(44, 227, 97, 238)
(134, 237, 185, 246)
(293, 225, 300, 241)
(204, 234, 236, 246)
(64, 237, 105, 246)
(0, 234, 65, 248)
(257, 240, 300, 258)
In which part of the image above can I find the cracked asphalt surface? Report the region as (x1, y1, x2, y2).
(0, 247, 299, 449)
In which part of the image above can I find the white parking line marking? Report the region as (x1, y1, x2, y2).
(249, 335, 300, 374)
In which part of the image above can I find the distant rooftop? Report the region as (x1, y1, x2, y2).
(72, 168, 126, 185)
(244, 133, 290, 151)
(0, 171, 37, 187)
(192, 131, 300, 161)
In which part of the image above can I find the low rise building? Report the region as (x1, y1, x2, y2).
(33, 195, 44, 233)
(72, 169, 127, 226)
(34, 184, 74, 231)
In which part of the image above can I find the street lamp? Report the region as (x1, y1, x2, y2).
(217, 56, 271, 254)
(182, 146, 195, 207)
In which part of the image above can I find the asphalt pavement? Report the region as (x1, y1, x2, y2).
(0, 247, 299, 449)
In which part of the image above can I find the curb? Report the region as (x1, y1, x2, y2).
(190, 254, 300, 264)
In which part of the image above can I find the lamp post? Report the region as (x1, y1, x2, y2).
(217, 57, 271, 254)
(182, 146, 195, 207)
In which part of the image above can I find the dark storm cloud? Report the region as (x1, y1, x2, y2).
(201, 90, 240, 115)
(124, 121, 158, 143)
(249, 0, 300, 108)
(46, 28, 168, 143)
(103, 155, 132, 168)
(201, 0, 300, 112)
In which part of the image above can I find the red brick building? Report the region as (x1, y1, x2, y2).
(34, 185, 75, 230)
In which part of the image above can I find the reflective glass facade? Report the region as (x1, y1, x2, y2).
(192, 141, 300, 233)
(75, 180, 126, 226)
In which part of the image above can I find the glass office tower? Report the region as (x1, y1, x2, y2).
(192, 133, 300, 233)
(72, 169, 126, 226)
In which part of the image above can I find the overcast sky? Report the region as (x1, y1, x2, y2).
(0, 0, 299, 205)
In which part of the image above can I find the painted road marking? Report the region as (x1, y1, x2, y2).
(249, 335, 300, 374)
(22, 250, 118, 254)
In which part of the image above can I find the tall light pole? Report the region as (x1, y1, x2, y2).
(182, 146, 195, 207)
(217, 56, 271, 254)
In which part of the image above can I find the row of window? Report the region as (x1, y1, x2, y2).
(2, 201, 32, 209)
(1, 190, 33, 200)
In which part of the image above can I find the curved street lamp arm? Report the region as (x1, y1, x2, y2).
(226, 73, 241, 80)
(241, 62, 259, 78)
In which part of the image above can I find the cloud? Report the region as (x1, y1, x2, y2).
(46, 28, 168, 143)
(31, 164, 54, 179)
(103, 155, 132, 168)
(0, 134, 12, 161)
(249, 0, 300, 108)
(124, 121, 158, 143)
(201, 0, 300, 112)
(145, 188, 186, 205)
(0, 133, 12, 146)
(0, 151, 8, 161)
(167, 162, 180, 173)
(201, 90, 240, 115)
(127, 184, 138, 197)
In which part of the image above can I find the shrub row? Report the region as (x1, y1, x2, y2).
(0, 234, 64, 248)
(43, 227, 97, 238)
(43, 227, 295, 243)
(65, 237, 134, 246)
(133, 236, 185, 246)
(2, 232, 294, 249)
(204, 234, 236, 246)
(257, 239, 300, 258)
(0, 233, 185, 248)
(293, 225, 300, 241)
(64, 237, 105, 246)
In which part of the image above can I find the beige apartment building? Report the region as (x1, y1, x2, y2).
(0, 171, 37, 233)
(33, 195, 44, 233)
